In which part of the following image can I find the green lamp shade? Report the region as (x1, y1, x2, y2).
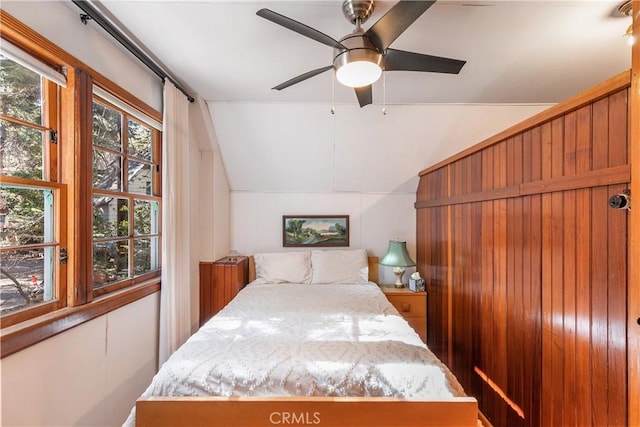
(380, 240, 415, 267)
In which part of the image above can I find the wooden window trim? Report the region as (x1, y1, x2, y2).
(63, 67, 94, 305)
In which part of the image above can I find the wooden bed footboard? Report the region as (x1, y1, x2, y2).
(136, 396, 478, 427)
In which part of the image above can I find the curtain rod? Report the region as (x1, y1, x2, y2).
(71, 0, 195, 103)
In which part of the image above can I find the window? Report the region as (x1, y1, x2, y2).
(92, 98, 161, 295)
(0, 55, 65, 322)
(0, 14, 162, 356)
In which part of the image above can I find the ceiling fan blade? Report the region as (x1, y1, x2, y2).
(354, 85, 372, 108)
(366, 1, 436, 51)
(257, 9, 346, 50)
(385, 48, 466, 74)
(272, 65, 333, 91)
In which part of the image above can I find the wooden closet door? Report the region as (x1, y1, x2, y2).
(538, 94, 629, 427)
(416, 77, 630, 427)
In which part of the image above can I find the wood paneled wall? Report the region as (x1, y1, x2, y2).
(415, 72, 631, 427)
(628, 4, 640, 425)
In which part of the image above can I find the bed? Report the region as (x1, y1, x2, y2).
(128, 249, 478, 426)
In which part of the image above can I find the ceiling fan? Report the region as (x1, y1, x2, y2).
(256, 0, 466, 108)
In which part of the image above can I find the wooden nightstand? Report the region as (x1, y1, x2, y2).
(379, 284, 427, 342)
(199, 256, 249, 326)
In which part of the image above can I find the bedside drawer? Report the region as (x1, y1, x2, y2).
(386, 294, 426, 318)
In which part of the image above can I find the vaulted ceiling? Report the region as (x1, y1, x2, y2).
(94, 0, 631, 105)
(86, 0, 632, 193)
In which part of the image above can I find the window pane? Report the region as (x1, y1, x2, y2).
(1, 247, 55, 316)
(134, 237, 158, 276)
(0, 186, 54, 247)
(92, 102, 122, 152)
(0, 119, 45, 179)
(93, 148, 122, 190)
(0, 55, 43, 126)
(127, 118, 152, 161)
(93, 197, 129, 238)
(134, 200, 158, 236)
(128, 161, 152, 195)
(93, 239, 129, 289)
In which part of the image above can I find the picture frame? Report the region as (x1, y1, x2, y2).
(283, 215, 349, 247)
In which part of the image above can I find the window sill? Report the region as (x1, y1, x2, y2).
(0, 279, 160, 358)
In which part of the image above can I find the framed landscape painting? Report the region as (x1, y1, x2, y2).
(283, 215, 349, 247)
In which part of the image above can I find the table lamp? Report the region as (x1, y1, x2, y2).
(380, 240, 415, 288)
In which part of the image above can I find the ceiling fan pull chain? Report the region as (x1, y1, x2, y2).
(331, 69, 336, 115)
(382, 71, 387, 116)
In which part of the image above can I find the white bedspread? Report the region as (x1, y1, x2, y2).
(123, 281, 464, 426)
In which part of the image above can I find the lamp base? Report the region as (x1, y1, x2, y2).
(392, 266, 405, 288)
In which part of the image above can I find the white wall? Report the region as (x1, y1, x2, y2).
(209, 103, 552, 194)
(231, 191, 417, 284)
(0, 3, 230, 426)
(1, 294, 159, 426)
(189, 98, 231, 331)
(190, 99, 231, 263)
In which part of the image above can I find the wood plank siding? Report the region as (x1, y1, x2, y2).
(415, 72, 631, 427)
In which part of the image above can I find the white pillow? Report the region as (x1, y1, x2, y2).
(254, 251, 312, 284)
(310, 249, 368, 284)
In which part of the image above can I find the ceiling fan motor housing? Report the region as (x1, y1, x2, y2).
(336, 0, 382, 75)
(333, 32, 384, 71)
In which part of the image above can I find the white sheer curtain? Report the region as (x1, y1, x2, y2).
(158, 82, 192, 367)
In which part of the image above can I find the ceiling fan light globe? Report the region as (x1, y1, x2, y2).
(336, 60, 382, 87)
(333, 46, 383, 88)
